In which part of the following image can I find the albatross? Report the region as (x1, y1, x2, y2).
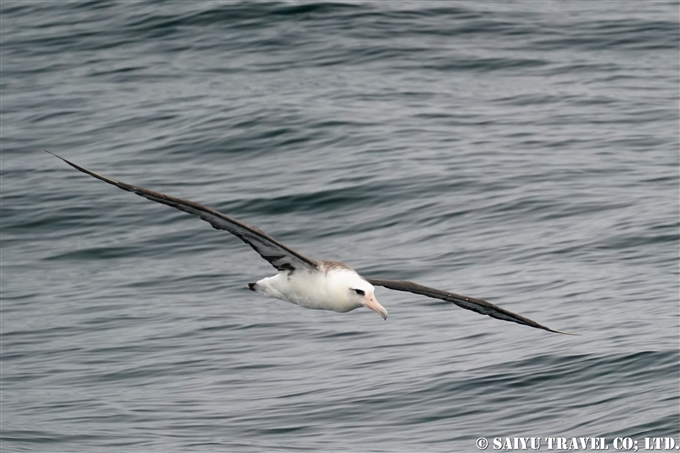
(46, 151, 572, 335)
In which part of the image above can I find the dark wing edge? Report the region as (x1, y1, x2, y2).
(46, 150, 320, 272)
(365, 277, 576, 335)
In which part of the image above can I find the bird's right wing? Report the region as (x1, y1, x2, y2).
(47, 151, 320, 273)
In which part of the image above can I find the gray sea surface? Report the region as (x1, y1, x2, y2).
(2, 1, 679, 452)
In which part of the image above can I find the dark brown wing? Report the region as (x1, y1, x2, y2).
(47, 151, 320, 272)
(365, 277, 574, 335)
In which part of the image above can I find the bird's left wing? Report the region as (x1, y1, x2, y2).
(365, 277, 574, 335)
(46, 151, 320, 272)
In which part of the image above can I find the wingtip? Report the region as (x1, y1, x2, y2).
(550, 328, 579, 336)
(44, 149, 67, 163)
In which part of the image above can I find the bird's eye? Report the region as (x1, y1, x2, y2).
(354, 289, 365, 296)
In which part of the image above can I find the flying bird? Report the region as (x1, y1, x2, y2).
(46, 151, 572, 335)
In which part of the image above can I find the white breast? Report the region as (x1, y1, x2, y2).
(253, 268, 364, 313)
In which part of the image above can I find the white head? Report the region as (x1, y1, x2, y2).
(325, 264, 388, 319)
(349, 278, 388, 320)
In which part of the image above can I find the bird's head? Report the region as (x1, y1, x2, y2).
(352, 284, 387, 320)
(345, 275, 387, 320)
(323, 263, 388, 319)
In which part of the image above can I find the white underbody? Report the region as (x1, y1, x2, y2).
(251, 268, 370, 313)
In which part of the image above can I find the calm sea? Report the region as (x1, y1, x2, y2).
(2, 2, 678, 451)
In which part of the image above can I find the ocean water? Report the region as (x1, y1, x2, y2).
(2, 1, 678, 451)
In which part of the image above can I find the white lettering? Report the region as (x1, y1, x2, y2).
(490, 437, 543, 450)
(644, 438, 658, 450)
(591, 438, 608, 450)
(613, 438, 634, 450)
